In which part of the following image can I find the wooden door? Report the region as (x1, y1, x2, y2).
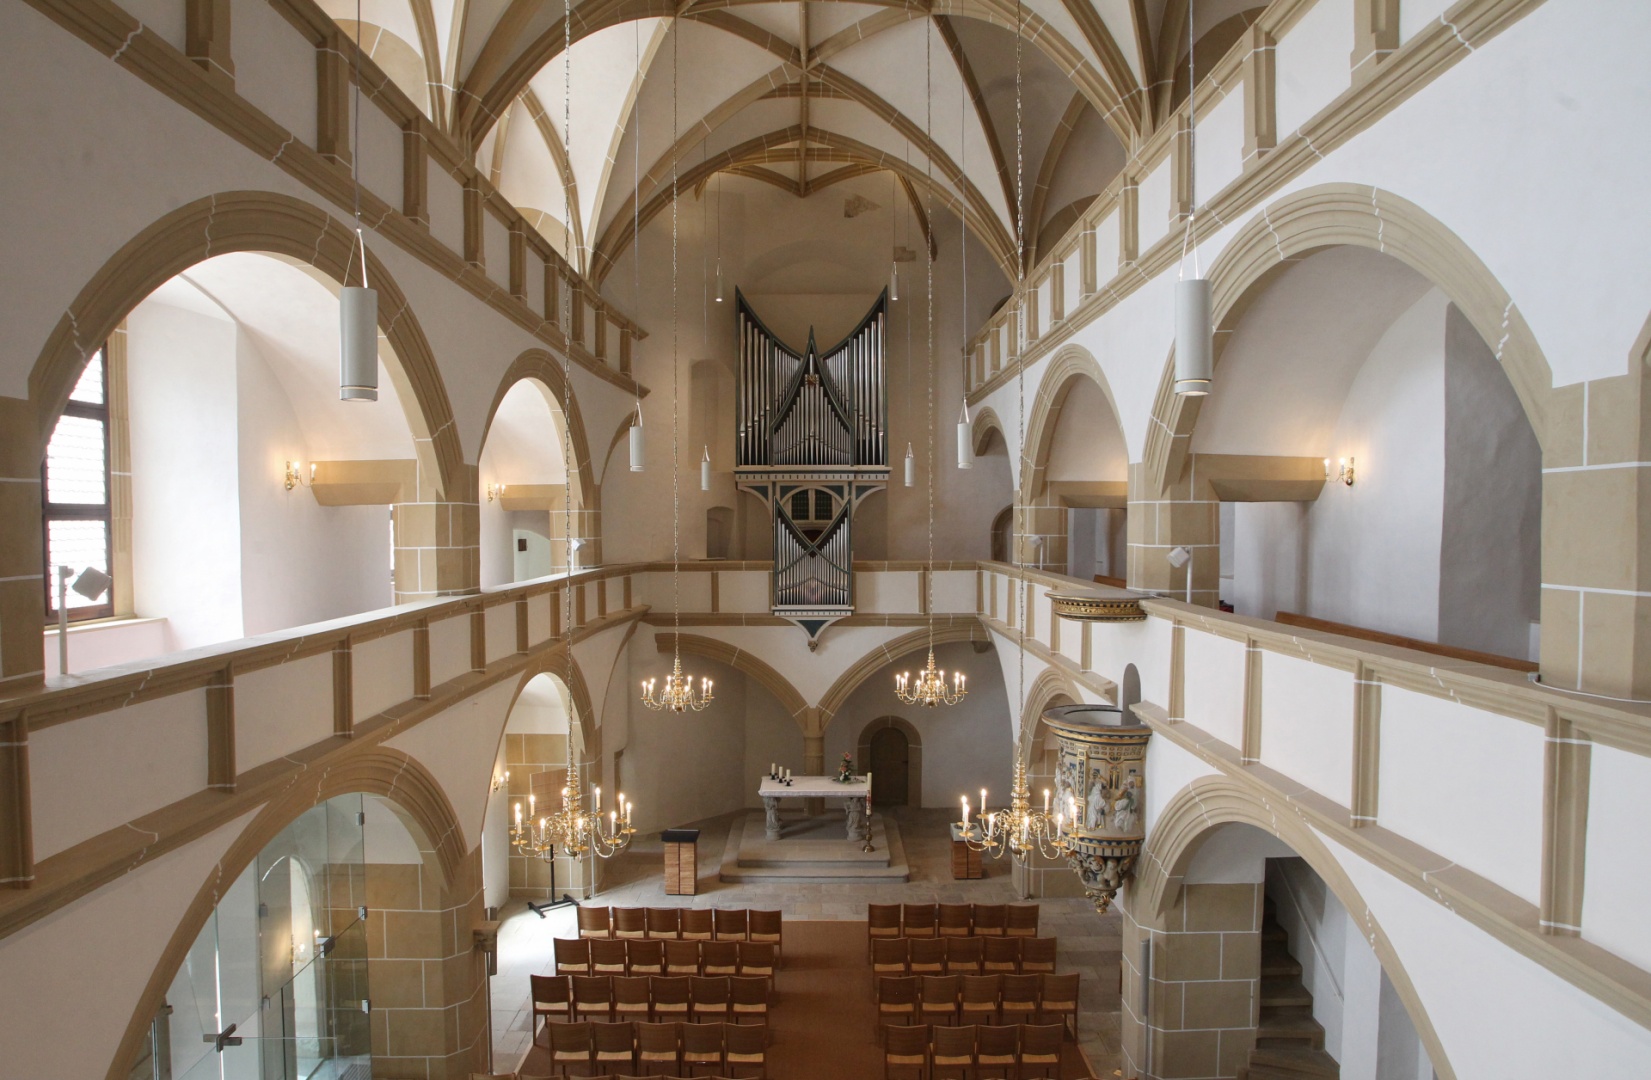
(869, 727, 910, 806)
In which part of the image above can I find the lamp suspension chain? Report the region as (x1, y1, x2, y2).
(642, 15, 713, 715)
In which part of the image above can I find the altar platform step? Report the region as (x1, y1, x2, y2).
(719, 811, 910, 884)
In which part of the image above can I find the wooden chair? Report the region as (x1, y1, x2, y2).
(918, 974, 961, 1026)
(723, 1021, 768, 1079)
(959, 974, 1001, 1024)
(635, 1021, 680, 1077)
(592, 1020, 637, 1073)
(627, 939, 665, 975)
(665, 939, 702, 976)
(868, 903, 903, 957)
(646, 907, 681, 940)
(972, 904, 1007, 937)
(902, 903, 937, 938)
(713, 908, 748, 941)
(555, 937, 592, 976)
(999, 974, 1041, 1025)
(872, 937, 910, 980)
(614, 908, 648, 939)
(548, 1021, 592, 1077)
(681, 1022, 725, 1077)
(1036, 973, 1079, 1038)
(982, 937, 1021, 974)
(651, 976, 692, 1020)
(737, 941, 775, 986)
(579, 906, 613, 939)
(909, 937, 947, 975)
(1019, 1023, 1064, 1078)
(937, 903, 973, 938)
(1005, 904, 1040, 938)
(591, 937, 630, 975)
(876, 975, 919, 1029)
(690, 976, 731, 1022)
(531, 975, 572, 1044)
(974, 1025, 1019, 1080)
(572, 975, 613, 1021)
(613, 976, 653, 1022)
(747, 910, 782, 963)
(730, 976, 769, 1023)
(929, 1024, 976, 1080)
(945, 937, 982, 976)
(680, 909, 715, 941)
(882, 1024, 929, 1080)
(700, 940, 739, 977)
(1020, 937, 1056, 975)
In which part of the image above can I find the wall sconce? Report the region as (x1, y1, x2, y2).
(1323, 457, 1355, 487)
(487, 482, 507, 502)
(284, 461, 314, 491)
(491, 770, 509, 793)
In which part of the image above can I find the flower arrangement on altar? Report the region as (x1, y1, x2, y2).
(835, 752, 858, 783)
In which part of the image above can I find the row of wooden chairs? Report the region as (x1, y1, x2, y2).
(533, 974, 771, 1031)
(881, 1023, 1066, 1080)
(876, 974, 1080, 1037)
(555, 938, 776, 983)
(580, 907, 782, 952)
(542, 1020, 767, 1078)
(473, 1074, 750, 1080)
(868, 904, 1038, 953)
(872, 936, 1057, 978)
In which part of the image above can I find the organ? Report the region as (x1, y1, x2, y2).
(735, 289, 889, 646)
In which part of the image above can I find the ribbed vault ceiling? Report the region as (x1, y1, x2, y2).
(325, 1, 1251, 289)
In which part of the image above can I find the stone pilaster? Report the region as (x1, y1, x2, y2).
(0, 396, 44, 692)
(1537, 367, 1651, 698)
(1126, 462, 1220, 607)
(1121, 882, 1262, 1079)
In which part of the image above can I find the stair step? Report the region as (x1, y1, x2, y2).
(1261, 945, 1303, 977)
(1257, 1006, 1326, 1049)
(1260, 975, 1314, 1007)
(1248, 1046, 1341, 1078)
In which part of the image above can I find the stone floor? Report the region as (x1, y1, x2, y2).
(486, 806, 1124, 1076)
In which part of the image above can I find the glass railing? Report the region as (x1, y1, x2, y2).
(143, 794, 375, 1080)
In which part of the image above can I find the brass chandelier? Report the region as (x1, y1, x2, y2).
(960, 754, 1068, 860)
(895, 648, 966, 707)
(640, 11, 712, 715)
(510, 756, 635, 861)
(893, 25, 967, 709)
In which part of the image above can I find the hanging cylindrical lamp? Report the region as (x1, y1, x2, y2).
(700, 446, 711, 491)
(1174, 277, 1213, 396)
(956, 399, 973, 469)
(903, 443, 915, 487)
(340, 230, 378, 402)
(715, 259, 724, 303)
(629, 404, 645, 471)
(890, 261, 900, 302)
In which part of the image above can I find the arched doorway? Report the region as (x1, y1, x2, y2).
(869, 727, 910, 806)
(856, 717, 922, 809)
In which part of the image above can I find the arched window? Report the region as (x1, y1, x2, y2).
(42, 347, 114, 621)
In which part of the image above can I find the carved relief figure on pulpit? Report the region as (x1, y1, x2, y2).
(1086, 768, 1110, 831)
(1111, 775, 1140, 835)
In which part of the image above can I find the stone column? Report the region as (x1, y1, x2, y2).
(393, 462, 480, 603)
(1539, 367, 1651, 698)
(1120, 882, 1262, 1079)
(360, 846, 489, 1080)
(0, 395, 44, 692)
(1126, 462, 1220, 607)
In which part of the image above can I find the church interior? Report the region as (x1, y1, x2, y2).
(1, 1, 1648, 1078)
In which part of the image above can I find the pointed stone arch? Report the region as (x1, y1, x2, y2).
(1141, 183, 1555, 498)
(1134, 774, 1457, 1080)
(481, 349, 603, 563)
(658, 632, 812, 729)
(28, 190, 463, 501)
(817, 622, 990, 726)
(110, 747, 465, 1080)
(1016, 343, 1127, 569)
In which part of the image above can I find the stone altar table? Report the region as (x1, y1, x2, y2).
(759, 775, 871, 840)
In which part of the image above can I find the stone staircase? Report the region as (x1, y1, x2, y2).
(1237, 898, 1340, 1080)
